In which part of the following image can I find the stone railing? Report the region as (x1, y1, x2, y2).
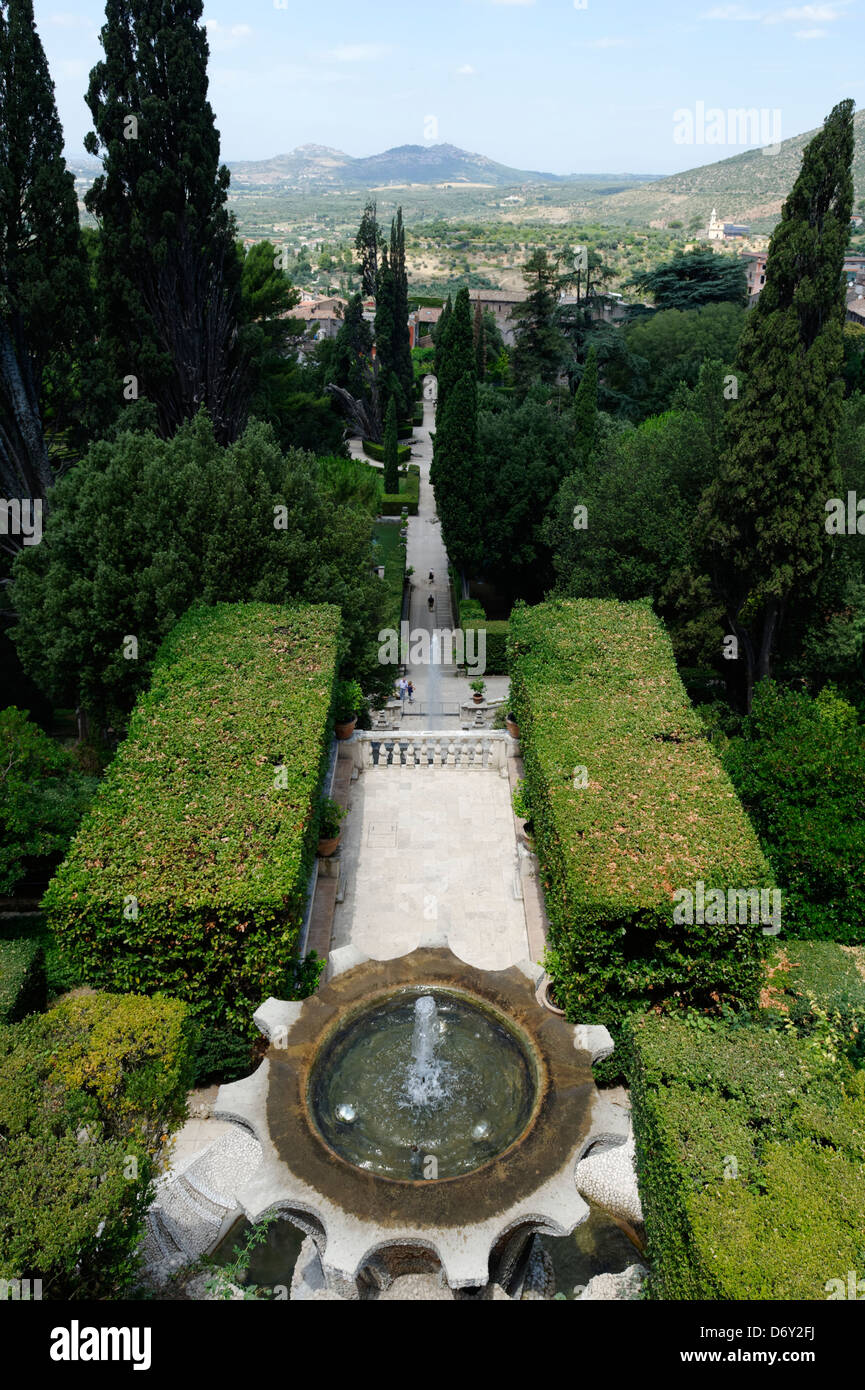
(347, 730, 512, 772)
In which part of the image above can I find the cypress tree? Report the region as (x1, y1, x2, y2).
(355, 199, 381, 300)
(436, 287, 475, 420)
(0, 0, 89, 525)
(83, 0, 248, 444)
(383, 395, 399, 495)
(697, 98, 855, 709)
(573, 345, 598, 467)
(473, 301, 486, 382)
(374, 248, 403, 417)
(432, 370, 484, 578)
(433, 294, 451, 375)
(390, 208, 413, 411)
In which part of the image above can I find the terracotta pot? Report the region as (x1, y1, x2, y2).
(317, 834, 340, 858)
(472, 693, 484, 704)
(335, 716, 357, 741)
(505, 716, 520, 738)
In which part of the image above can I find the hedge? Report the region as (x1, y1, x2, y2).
(379, 466, 420, 517)
(0, 936, 46, 1024)
(43, 602, 340, 1041)
(463, 620, 508, 676)
(363, 439, 411, 465)
(625, 1012, 865, 1299)
(508, 599, 774, 1031)
(0, 990, 194, 1298)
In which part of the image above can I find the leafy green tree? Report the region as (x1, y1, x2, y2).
(696, 98, 855, 709)
(724, 681, 865, 942)
(511, 249, 566, 393)
(617, 301, 745, 418)
(84, 0, 248, 444)
(11, 414, 390, 727)
(0, 0, 90, 526)
(629, 248, 747, 310)
(572, 344, 598, 467)
(0, 706, 97, 894)
(382, 395, 399, 494)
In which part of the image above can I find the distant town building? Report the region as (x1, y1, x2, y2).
(468, 289, 528, 346)
(707, 208, 751, 242)
(847, 273, 865, 326)
(740, 251, 768, 303)
(291, 294, 347, 340)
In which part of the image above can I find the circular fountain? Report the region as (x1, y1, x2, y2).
(310, 990, 537, 1180)
(214, 943, 628, 1298)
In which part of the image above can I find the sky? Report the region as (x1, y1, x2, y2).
(35, 0, 863, 175)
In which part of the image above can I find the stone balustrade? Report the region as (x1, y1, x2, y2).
(347, 730, 512, 772)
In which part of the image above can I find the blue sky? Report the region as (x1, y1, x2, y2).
(35, 0, 862, 173)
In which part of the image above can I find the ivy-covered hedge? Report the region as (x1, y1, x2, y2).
(508, 599, 774, 1030)
(0, 990, 194, 1298)
(625, 1012, 865, 1300)
(44, 603, 340, 1039)
(363, 439, 411, 464)
(767, 940, 865, 1069)
(379, 466, 420, 517)
(0, 935, 46, 1024)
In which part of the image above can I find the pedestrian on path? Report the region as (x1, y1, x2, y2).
(428, 593, 435, 612)
(407, 681, 415, 703)
(428, 571, 434, 584)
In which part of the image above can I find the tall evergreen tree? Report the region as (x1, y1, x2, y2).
(696, 98, 855, 709)
(436, 287, 474, 420)
(511, 248, 566, 394)
(355, 199, 381, 300)
(374, 247, 403, 416)
(432, 371, 484, 579)
(572, 344, 598, 467)
(382, 395, 399, 495)
(83, 0, 248, 444)
(473, 301, 486, 382)
(433, 294, 451, 375)
(0, 0, 89, 536)
(390, 208, 413, 412)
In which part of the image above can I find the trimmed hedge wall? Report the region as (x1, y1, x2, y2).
(463, 619, 508, 676)
(508, 599, 774, 1030)
(0, 935, 46, 1024)
(768, 940, 865, 1069)
(363, 439, 411, 464)
(625, 1012, 865, 1299)
(379, 466, 420, 517)
(43, 602, 340, 1039)
(0, 990, 194, 1298)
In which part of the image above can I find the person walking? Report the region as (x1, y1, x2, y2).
(428, 571, 434, 584)
(428, 593, 435, 612)
(407, 680, 415, 703)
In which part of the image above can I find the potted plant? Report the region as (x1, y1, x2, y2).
(334, 679, 364, 740)
(317, 796, 346, 857)
(537, 974, 566, 1016)
(470, 678, 486, 705)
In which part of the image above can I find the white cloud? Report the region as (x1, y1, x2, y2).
(326, 43, 392, 62)
(764, 4, 844, 19)
(205, 21, 253, 52)
(793, 24, 829, 33)
(455, 63, 477, 76)
(700, 4, 763, 17)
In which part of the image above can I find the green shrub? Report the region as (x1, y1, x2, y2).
(625, 1012, 865, 1299)
(0, 707, 98, 896)
(0, 990, 194, 1298)
(43, 603, 340, 1039)
(767, 940, 865, 1068)
(379, 467, 420, 517)
(363, 439, 411, 465)
(464, 619, 508, 675)
(508, 599, 774, 1033)
(458, 599, 485, 621)
(724, 681, 865, 942)
(0, 936, 46, 1023)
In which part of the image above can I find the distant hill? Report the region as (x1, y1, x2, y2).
(590, 108, 865, 230)
(225, 143, 569, 189)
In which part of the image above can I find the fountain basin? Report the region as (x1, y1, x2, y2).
(308, 988, 538, 1180)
